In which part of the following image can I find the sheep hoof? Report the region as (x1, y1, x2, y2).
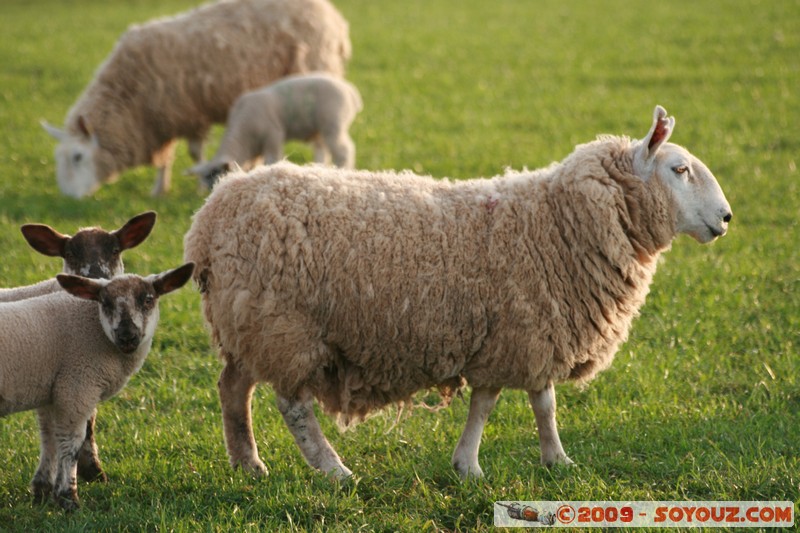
(453, 460, 484, 479)
(237, 459, 269, 477)
(325, 465, 353, 480)
(54, 489, 80, 512)
(77, 459, 107, 483)
(542, 455, 575, 468)
(31, 479, 52, 504)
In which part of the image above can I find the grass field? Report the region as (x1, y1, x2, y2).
(0, 0, 798, 530)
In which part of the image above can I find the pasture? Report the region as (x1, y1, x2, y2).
(0, 0, 797, 530)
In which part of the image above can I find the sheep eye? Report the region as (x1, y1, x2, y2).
(140, 293, 155, 308)
(672, 165, 689, 175)
(73, 152, 83, 164)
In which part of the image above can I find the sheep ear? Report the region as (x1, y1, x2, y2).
(41, 120, 67, 141)
(20, 224, 70, 257)
(113, 211, 157, 250)
(151, 263, 195, 296)
(57, 274, 103, 301)
(77, 115, 93, 139)
(641, 105, 675, 160)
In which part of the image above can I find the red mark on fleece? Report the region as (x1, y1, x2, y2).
(483, 196, 499, 214)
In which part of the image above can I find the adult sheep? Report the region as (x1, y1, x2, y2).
(183, 106, 732, 479)
(41, 0, 351, 198)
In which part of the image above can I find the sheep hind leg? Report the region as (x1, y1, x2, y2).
(218, 359, 267, 475)
(324, 131, 355, 169)
(451, 386, 501, 478)
(76, 410, 107, 483)
(276, 388, 352, 479)
(528, 381, 574, 467)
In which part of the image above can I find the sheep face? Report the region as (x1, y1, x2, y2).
(56, 263, 195, 354)
(634, 105, 732, 243)
(41, 118, 103, 199)
(21, 212, 157, 279)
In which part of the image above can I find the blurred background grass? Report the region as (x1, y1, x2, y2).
(0, 0, 797, 530)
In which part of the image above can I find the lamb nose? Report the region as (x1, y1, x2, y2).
(723, 212, 732, 223)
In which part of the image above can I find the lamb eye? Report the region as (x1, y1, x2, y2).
(672, 165, 688, 175)
(140, 293, 155, 308)
(73, 153, 83, 164)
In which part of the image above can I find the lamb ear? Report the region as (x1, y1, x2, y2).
(57, 274, 103, 301)
(41, 120, 67, 141)
(20, 224, 70, 257)
(113, 211, 157, 250)
(641, 105, 675, 160)
(151, 263, 195, 296)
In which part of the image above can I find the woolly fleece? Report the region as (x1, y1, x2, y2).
(185, 135, 677, 424)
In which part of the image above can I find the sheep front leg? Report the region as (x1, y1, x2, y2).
(528, 382, 574, 466)
(76, 410, 107, 482)
(32, 407, 57, 504)
(451, 387, 501, 478)
(187, 136, 206, 163)
(52, 419, 87, 511)
(151, 140, 177, 196)
(218, 360, 267, 475)
(276, 388, 352, 479)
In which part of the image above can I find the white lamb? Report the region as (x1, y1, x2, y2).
(0, 211, 156, 303)
(41, 0, 351, 198)
(183, 106, 732, 479)
(188, 72, 363, 190)
(0, 263, 194, 511)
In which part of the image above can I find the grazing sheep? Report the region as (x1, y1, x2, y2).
(0, 263, 194, 510)
(183, 105, 732, 479)
(188, 72, 363, 189)
(41, 0, 351, 198)
(0, 212, 156, 303)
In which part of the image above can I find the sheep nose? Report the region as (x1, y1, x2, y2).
(116, 325, 140, 352)
(723, 212, 732, 223)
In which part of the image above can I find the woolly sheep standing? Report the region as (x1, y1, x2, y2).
(183, 106, 732, 479)
(0, 263, 194, 510)
(41, 0, 351, 198)
(0, 211, 157, 486)
(188, 72, 363, 190)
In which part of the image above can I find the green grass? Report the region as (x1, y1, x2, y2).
(0, 0, 798, 530)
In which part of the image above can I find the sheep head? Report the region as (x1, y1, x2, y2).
(633, 105, 732, 243)
(20, 211, 157, 279)
(57, 263, 194, 354)
(41, 116, 104, 199)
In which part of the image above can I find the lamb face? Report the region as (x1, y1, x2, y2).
(20, 211, 157, 280)
(633, 105, 732, 243)
(56, 263, 195, 354)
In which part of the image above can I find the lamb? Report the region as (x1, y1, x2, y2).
(188, 72, 363, 190)
(41, 0, 351, 198)
(0, 211, 156, 303)
(183, 105, 732, 479)
(0, 211, 157, 487)
(0, 263, 195, 510)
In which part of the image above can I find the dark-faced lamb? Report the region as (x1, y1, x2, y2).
(0, 263, 194, 510)
(41, 0, 351, 198)
(183, 105, 732, 479)
(188, 72, 363, 190)
(0, 211, 156, 303)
